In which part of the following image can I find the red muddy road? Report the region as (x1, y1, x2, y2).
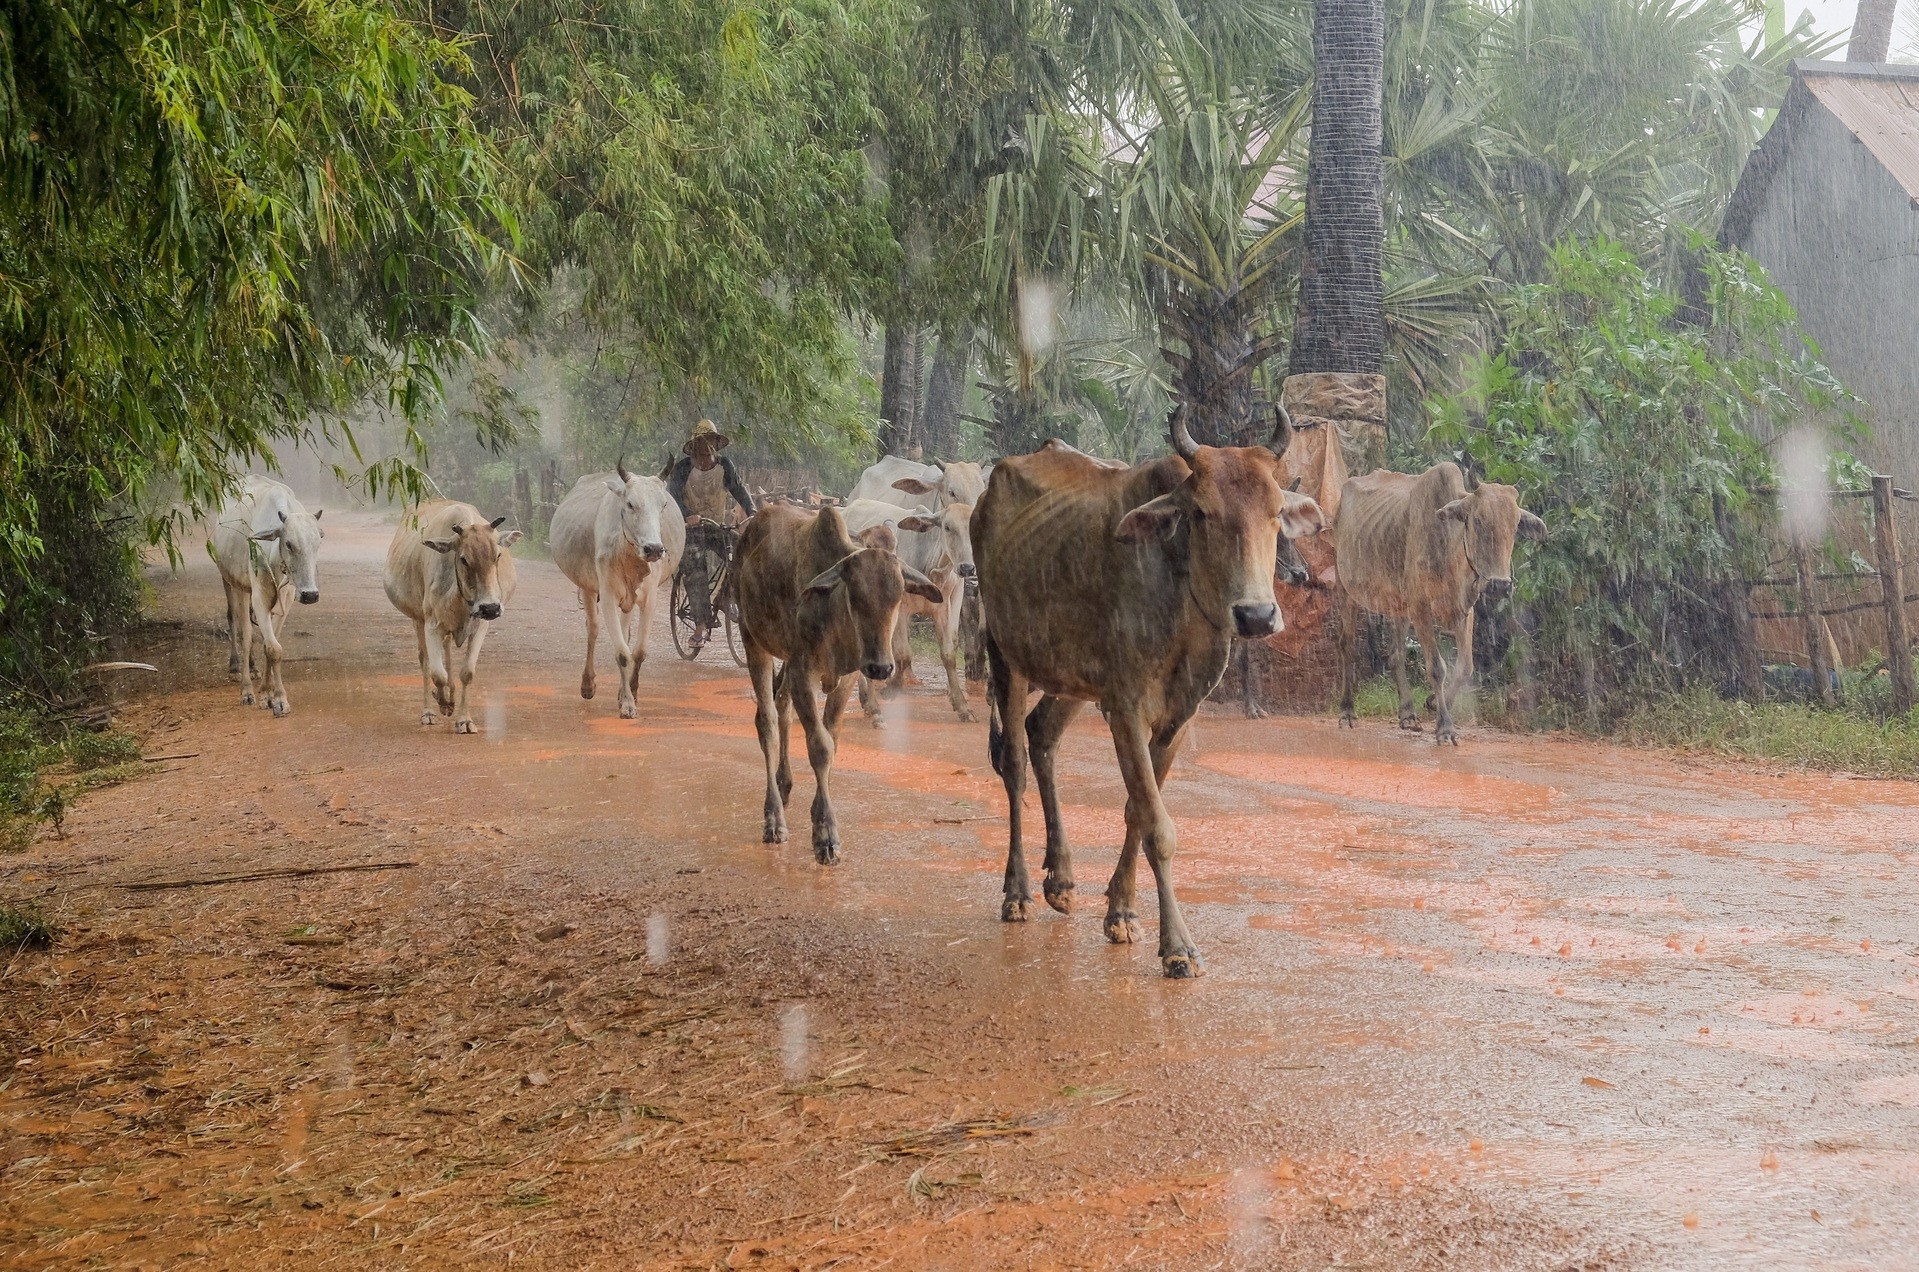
(2, 511, 1916, 1270)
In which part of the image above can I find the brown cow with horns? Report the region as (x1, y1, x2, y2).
(971, 407, 1325, 978)
(734, 504, 944, 863)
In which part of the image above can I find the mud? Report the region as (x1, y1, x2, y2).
(2, 510, 1916, 1269)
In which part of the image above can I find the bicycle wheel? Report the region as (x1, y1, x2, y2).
(669, 571, 701, 660)
(724, 604, 746, 666)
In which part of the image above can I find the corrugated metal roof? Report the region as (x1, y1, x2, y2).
(1800, 66, 1919, 203)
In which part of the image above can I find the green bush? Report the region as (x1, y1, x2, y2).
(1427, 238, 1858, 710)
(0, 902, 56, 952)
(0, 704, 141, 850)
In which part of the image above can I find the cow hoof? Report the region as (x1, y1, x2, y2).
(1161, 953, 1205, 980)
(1245, 704, 1268, 720)
(866, 714, 885, 730)
(455, 719, 476, 735)
(813, 839, 840, 866)
(1338, 712, 1356, 728)
(1104, 911, 1141, 944)
(1001, 897, 1033, 923)
(955, 708, 978, 724)
(763, 823, 786, 844)
(227, 658, 240, 675)
(1043, 879, 1074, 914)
(240, 690, 255, 706)
(271, 699, 290, 718)
(581, 679, 595, 700)
(619, 702, 637, 720)
(420, 711, 437, 726)
(1438, 730, 1459, 747)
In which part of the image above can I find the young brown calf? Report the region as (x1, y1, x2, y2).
(734, 505, 942, 862)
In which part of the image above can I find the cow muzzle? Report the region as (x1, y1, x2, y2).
(298, 589, 320, 605)
(1232, 602, 1280, 639)
(956, 562, 977, 579)
(862, 661, 895, 682)
(1483, 578, 1513, 601)
(476, 602, 503, 621)
(641, 541, 664, 562)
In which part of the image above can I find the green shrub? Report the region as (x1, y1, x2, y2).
(0, 902, 56, 952)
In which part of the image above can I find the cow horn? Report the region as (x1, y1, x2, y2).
(617, 458, 630, 483)
(1168, 404, 1200, 461)
(1269, 403, 1294, 458)
(1463, 467, 1479, 492)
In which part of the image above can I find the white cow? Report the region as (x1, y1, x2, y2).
(549, 466, 686, 719)
(209, 476, 324, 717)
(383, 501, 521, 734)
(838, 497, 979, 723)
(847, 456, 987, 511)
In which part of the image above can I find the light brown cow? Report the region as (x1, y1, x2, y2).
(1334, 462, 1544, 744)
(209, 476, 324, 717)
(383, 501, 521, 734)
(972, 408, 1324, 977)
(734, 504, 943, 863)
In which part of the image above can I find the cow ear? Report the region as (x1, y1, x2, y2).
(1287, 476, 1303, 493)
(498, 530, 524, 549)
(489, 515, 507, 531)
(803, 559, 847, 594)
(605, 476, 625, 495)
(423, 538, 455, 553)
(1517, 510, 1547, 542)
(1437, 498, 1469, 524)
(892, 477, 937, 496)
(251, 526, 284, 543)
(1278, 491, 1324, 539)
(1115, 493, 1182, 544)
(900, 564, 945, 603)
(896, 515, 935, 533)
(312, 509, 322, 521)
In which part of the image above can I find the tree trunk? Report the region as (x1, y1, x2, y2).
(1171, 305, 1257, 448)
(990, 385, 1044, 459)
(878, 324, 910, 459)
(921, 329, 972, 461)
(1850, 0, 1895, 61)
(1289, 0, 1386, 382)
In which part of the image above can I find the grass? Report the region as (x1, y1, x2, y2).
(0, 902, 56, 952)
(0, 703, 143, 850)
(1338, 669, 1919, 778)
(1610, 687, 1919, 778)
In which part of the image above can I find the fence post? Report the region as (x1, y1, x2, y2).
(1871, 474, 1916, 714)
(1793, 538, 1837, 706)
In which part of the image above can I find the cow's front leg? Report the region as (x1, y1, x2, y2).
(1028, 694, 1084, 913)
(1434, 611, 1473, 746)
(451, 622, 491, 734)
(823, 671, 854, 737)
(774, 665, 794, 807)
(235, 579, 260, 706)
(628, 568, 662, 713)
(939, 589, 976, 722)
(856, 659, 885, 727)
(790, 659, 840, 864)
(579, 586, 599, 700)
(988, 638, 1035, 921)
(1114, 714, 1201, 977)
(1392, 620, 1422, 730)
(747, 643, 786, 843)
(249, 579, 290, 716)
(1103, 722, 1178, 947)
(429, 630, 456, 718)
(604, 584, 640, 720)
(413, 620, 437, 725)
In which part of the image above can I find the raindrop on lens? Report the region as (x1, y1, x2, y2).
(780, 1003, 810, 1083)
(646, 912, 670, 966)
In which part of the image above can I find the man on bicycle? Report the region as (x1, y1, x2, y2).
(665, 418, 757, 631)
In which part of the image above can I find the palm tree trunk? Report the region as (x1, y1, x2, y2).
(1850, 0, 1895, 61)
(921, 329, 972, 461)
(878, 324, 911, 458)
(1289, 0, 1386, 383)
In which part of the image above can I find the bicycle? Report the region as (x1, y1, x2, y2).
(670, 520, 746, 666)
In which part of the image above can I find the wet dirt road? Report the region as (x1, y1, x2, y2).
(3, 511, 1917, 1270)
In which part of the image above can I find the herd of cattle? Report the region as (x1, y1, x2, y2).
(210, 411, 1542, 977)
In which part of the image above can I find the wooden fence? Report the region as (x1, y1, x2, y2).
(1746, 474, 1917, 712)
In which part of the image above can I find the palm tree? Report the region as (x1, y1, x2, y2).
(1286, 0, 1388, 466)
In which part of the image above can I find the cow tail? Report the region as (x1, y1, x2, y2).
(985, 635, 1007, 779)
